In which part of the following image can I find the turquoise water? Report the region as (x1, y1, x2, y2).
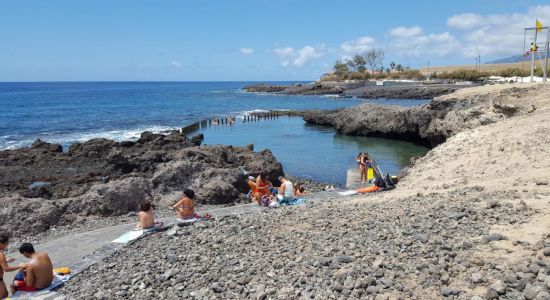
(201, 117, 429, 185)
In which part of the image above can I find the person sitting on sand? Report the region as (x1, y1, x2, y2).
(11, 243, 53, 294)
(294, 183, 307, 196)
(0, 235, 25, 299)
(278, 176, 295, 202)
(173, 189, 196, 219)
(136, 202, 163, 230)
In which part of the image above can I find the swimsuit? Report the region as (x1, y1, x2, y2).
(14, 283, 39, 292)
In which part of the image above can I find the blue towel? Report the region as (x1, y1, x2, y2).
(280, 198, 305, 206)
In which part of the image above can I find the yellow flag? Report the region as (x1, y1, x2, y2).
(536, 19, 543, 33)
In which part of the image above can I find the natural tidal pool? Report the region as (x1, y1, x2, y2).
(201, 116, 429, 185)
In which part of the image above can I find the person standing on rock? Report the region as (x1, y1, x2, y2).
(10, 243, 53, 294)
(0, 235, 25, 298)
(173, 189, 196, 219)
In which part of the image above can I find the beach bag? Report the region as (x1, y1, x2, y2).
(374, 177, 387, 188)
(260, 195, 271, 207)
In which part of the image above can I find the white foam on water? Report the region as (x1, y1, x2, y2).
(240, 109, 270, 116)
(0, 125, 177, 150)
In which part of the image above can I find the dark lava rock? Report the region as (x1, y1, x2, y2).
(0, 132, 284, 235)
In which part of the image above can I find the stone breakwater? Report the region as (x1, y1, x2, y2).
(303, 85, 539, 147)
(0, 131, 283, 236)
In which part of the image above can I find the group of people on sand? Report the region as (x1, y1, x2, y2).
(246, 173, 306, 206)
(136, 188, 211, 230)
(0, 235, 54, 298)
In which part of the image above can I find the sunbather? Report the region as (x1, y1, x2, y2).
(11, 243, 53, 294)
(250, 174, 272, 203)
(0, 235, 25, 299)
(136, 202, 162, 230)
(173, 189, 196, 219)
(278, 176, 295, 202)
(294, 183, 307, 196)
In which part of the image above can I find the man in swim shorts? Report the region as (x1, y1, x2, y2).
(11, 243, 53, 294)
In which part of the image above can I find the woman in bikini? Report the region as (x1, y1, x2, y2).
(357, 152, 367, 183)
(0, 235, 24, 299)
(252, 173, 272, 203)
(173, 189, 196, 219)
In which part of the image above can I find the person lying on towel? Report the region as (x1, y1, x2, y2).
(11, 243, 53, 294)
(136, 201, 163, 230)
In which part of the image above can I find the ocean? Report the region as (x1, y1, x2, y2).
(0, 81, 430, 184)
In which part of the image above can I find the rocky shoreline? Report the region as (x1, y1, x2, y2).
(243, 82, 465, 100)
(0, 131, 284, 236)
(302, 85, 537, 148)
(58, 83, 550, 299)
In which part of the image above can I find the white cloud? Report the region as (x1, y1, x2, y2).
(447, 13, 486, 30)
(447, 5, 550, 57)
(389, 26, 423, 38)
(387, 5, 550, 59)
(340, 36, 376, 55)
(294, 46, 324, 67)
(240, 48, 255, 55)
(170, 60, 182, 69)
(273, 45, 324, 67)
(389, 26, 459, 57)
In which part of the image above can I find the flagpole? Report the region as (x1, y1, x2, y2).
(521, 29, 527, 82)
(545, 27, 549, 82)
(531, 25, 538, 82)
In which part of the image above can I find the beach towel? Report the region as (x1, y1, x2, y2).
(177, 217, 201, 225)
(356, 186, 381, 194)
(279, 198, 305, 206)
(338, 190, 358, 196)
(12, 274, 70, 298)
(112, 230, 144, 243)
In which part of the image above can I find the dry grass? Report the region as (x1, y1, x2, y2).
(420, 59, 547, 75)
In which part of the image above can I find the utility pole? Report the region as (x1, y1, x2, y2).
(478, 55, 481, 72)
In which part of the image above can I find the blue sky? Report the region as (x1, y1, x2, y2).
(1, 0, 549, 81)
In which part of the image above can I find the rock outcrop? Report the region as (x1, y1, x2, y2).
(303, 85, 540, 147)
(243, 83, 345, 95)
(0, 131, 284, 235)
(349, 85, 463, 99)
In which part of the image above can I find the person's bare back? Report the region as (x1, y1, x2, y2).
(138, 210, 154, 229)
(25, 252, 53, 290)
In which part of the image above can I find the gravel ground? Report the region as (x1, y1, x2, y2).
(286, 176, 342, 193)
(59, 84, 550, 299)
(60, 189, 549, 299)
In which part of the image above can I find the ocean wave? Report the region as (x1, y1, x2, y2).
(239, 109, 270, 116)
(0, 125, 176, 150)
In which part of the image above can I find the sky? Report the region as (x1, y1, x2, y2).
(1, 0, 549, 81)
